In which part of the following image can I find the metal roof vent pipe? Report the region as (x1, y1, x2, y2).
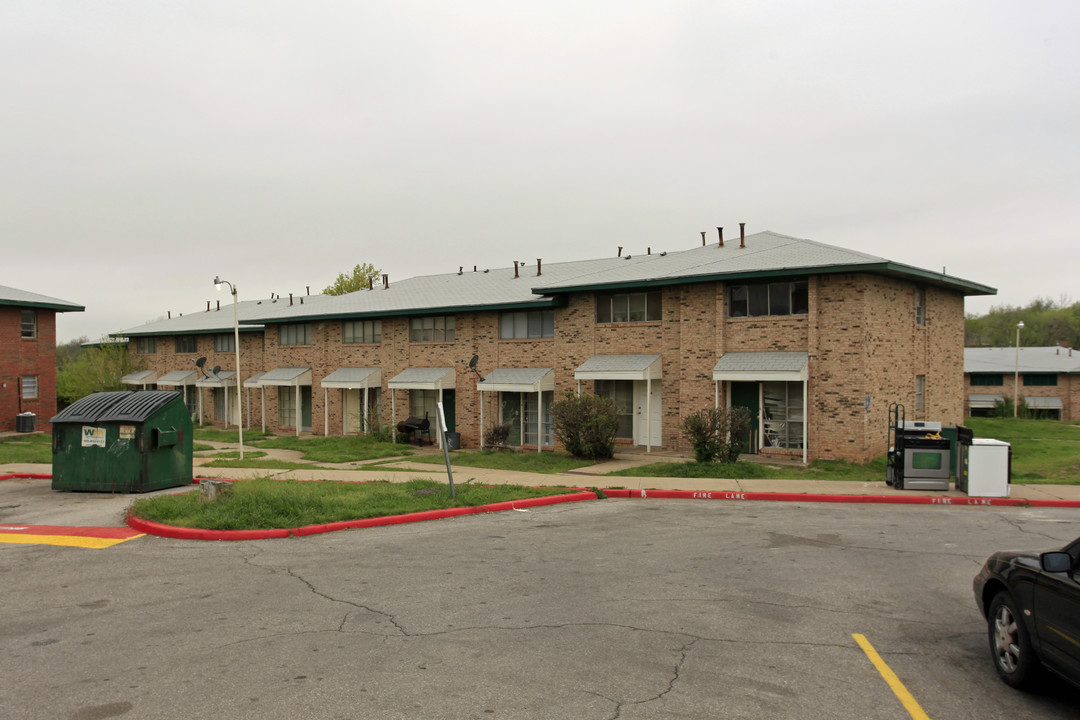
(514, 261, 519, 278)
(217, 300, 221, 311)
(536, 258, 542, 276)
(289, 293, 293, 306)
(368, 277, 373, 290)
(739, 222, 746, 248)
(701, 231, 706, 246)
(618, 246, 623, 257)
(383, 274, 389, 289)
(306, 286, 310, 295)
(717, 227, 724, 247)
(206, 301, 210, 312)
(458, 266, 463, 275)
(168, 311, 172, 319)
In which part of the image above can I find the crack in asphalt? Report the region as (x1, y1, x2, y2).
(286, 567, 410, 636)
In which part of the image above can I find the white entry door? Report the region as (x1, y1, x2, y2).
(633, 380, 662, 447)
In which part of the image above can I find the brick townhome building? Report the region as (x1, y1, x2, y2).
(964, 346, 1080, 419)
(0, 285, 84, 433)
(118, 230, 994, 463)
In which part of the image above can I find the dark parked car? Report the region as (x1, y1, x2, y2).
(973, 535, 1080, 689)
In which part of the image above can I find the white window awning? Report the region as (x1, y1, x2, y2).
(321, 367, 381, 389)
(388, 367, 455, 390)
(1025, 396, 1063, 409)
(157, 370, 199, 387)
(121, 370, 158, 385)
(712, 352, 809, 382)
(968, 393, 1004, 409)
(259, 367, 313, 387)
(196, 370, 237, 388)
(574, 354, 661, 381)
(478, 368, 554, 393)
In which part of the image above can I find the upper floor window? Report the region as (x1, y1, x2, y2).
(21, 310, 37, 339)
(410, 316, 455, 342)
(215, 334, 235, 353)
(915, 374, 926, 412)
(596, 291, 661, 323)
(500, 310, 554, 339)
(136, 337, 157, 354)
(344, 319, 382, 344)
(970, 373, 1003, 387)
(1023, 374, 1058, 387)
(729, 281, 808, 318)
(21, 376, 38, 399)
(280, 323, 312, 346)
(915, 287, 926, 326)
(175, 336, 197, 353)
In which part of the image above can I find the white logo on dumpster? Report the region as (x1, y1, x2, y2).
(81, 426, 106, 447)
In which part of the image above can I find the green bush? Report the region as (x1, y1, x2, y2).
(680, 406, 751, 463)
(551, 393, 619, 460)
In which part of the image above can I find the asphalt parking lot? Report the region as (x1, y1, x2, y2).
(2, 495, 1079, 720)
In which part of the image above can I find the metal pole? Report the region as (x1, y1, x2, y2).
(1014, 320, 1024, 418)
(232, 284, 244, 458)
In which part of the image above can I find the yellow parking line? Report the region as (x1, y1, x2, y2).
(0, 533, 144, 549)
(853, 633, 931, 720)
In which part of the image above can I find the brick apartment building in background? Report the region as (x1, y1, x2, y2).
(965, 346, 1080, 420)
(118, 228, 995, 463)
(0, 285, 84, 433)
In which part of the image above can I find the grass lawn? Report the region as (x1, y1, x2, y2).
(0, 432, 51, 464)
(965, 417, 1080, 483)
(193, 426, 271, 443)
(251, 435, 411, 463)
(407, 449, 595, 474)
(129, 477, 581, 530)
(607, 458, 885, 482)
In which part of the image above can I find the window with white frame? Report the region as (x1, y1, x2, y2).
(21, 310, 37, 339)
(410, 316, 455, 342)
(344, 319, 382, 344)
(915, 287, 926, 327)
(499, 310, 554, 339)
(174, 336, 197, 353)
(136, 337, 157, 354)
(214, 334, 235, 352)
(596, 291, 661, 323)
(279, 387, 297, 426)
(915, 374, 926, 412)
(279, 323, 312, 346)
(729, 281, 809, 318)
(762, 382, 804, 450)
(21, 376, 38, 399)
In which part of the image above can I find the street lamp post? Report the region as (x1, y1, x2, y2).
(214, 276, 244, 459)
(1014, 320, 1024, 419)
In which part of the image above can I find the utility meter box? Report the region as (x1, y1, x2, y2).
(50, 390, 194, 493)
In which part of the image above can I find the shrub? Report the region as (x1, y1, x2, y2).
(484, 422, 513, 448)
(681, 406, 752, 463)
(551, 393, 619, 460)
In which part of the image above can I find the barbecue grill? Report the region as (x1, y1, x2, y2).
(397, 414, 432, 445)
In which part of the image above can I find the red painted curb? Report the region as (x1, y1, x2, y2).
(601, 488, 1080, 508)
(127, 490, 599, 541)
(0, 473, 53, 481)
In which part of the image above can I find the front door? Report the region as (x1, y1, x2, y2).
(730, 381, 760, 454)
(633, 380, 662, 448)
(300, 387, 312, 433)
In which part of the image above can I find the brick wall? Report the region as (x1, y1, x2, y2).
(0, 306, 59, 432)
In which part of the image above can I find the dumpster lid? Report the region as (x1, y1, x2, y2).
(98, 390, 184, 422)
(50, 391, 133, 423)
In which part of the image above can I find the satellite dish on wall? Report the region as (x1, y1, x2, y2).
(468, 355, 478, 369)
(194, 357, 207, 368)
(211, 366, 222, 378)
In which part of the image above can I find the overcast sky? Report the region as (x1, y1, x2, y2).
(4, 1, 1078, 343)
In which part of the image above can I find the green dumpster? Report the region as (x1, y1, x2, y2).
(50, 390, 194, 493)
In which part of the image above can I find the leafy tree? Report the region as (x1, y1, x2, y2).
(323, 263, 382, 296)
(551, 393, 619, 460)
(56, 340, 145, 405)
(966, 296, 1080, 348)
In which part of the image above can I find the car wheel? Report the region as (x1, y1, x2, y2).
(988, 591, 1037, 688)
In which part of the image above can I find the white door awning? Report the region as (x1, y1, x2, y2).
(321, 367, 381, 389)
(121, 370, 158, 385)
(388, 367, 455, 390)
(195, 370, 237, 388)
(968, 393, 1004, 409)
(156, 370, 198, 387)
(478, 368, 554, 393)
(1025, 396, 1063, 409)
(574, 354, 661, 381)
(712, 351, 809, 382)
(259, 367, 313, 386)
(243, 372, 265, 388)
